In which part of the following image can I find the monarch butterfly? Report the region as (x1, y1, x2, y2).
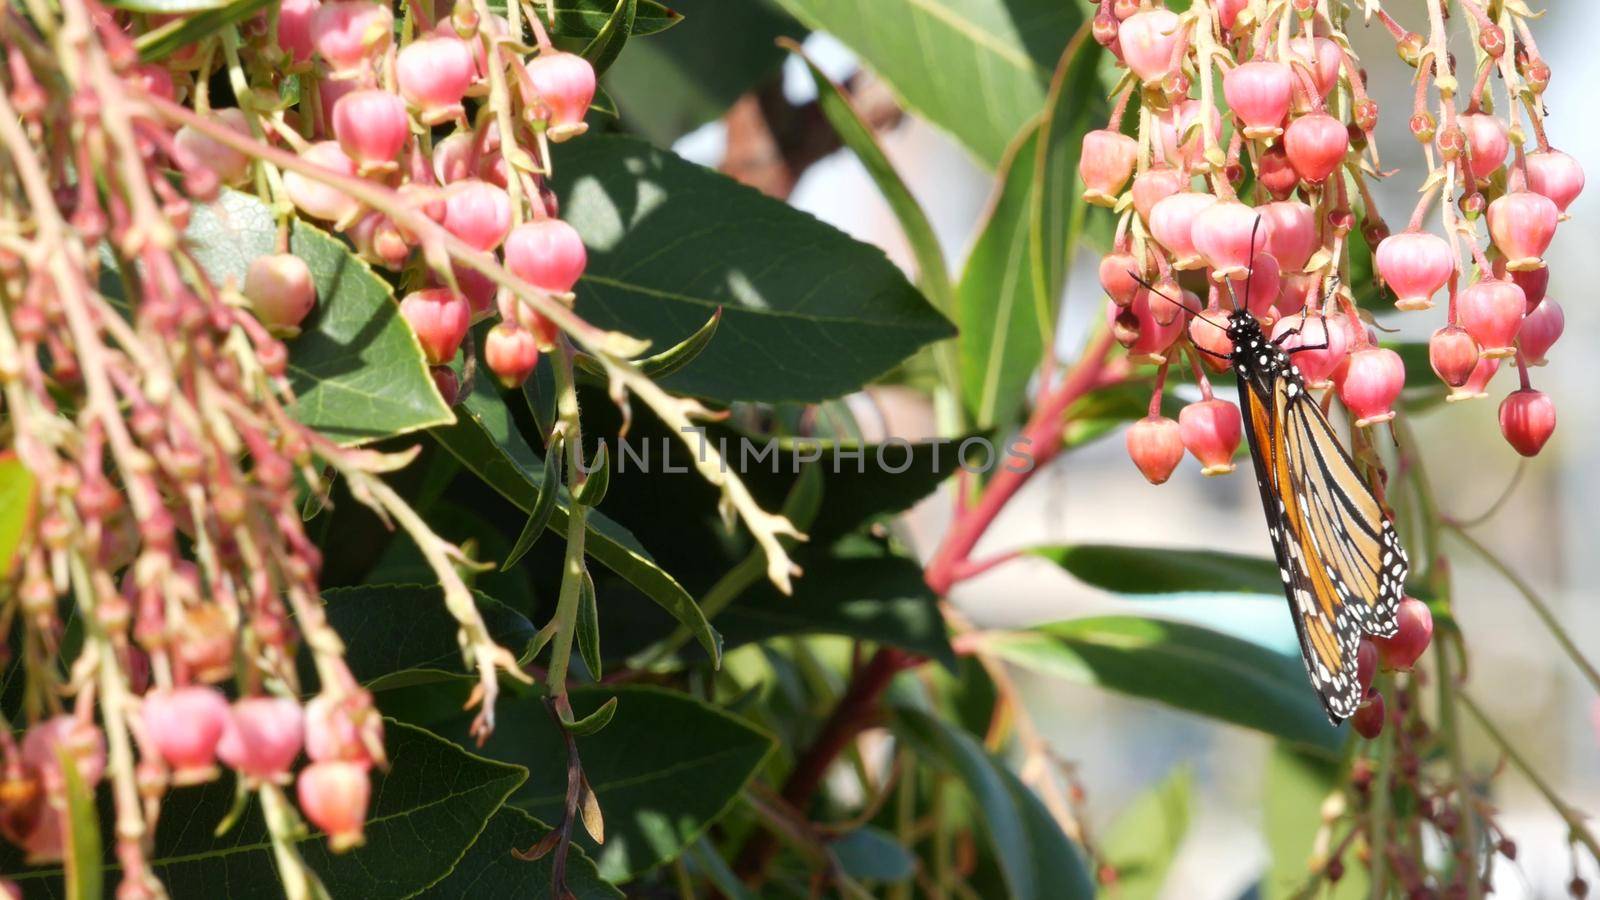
(1224, 305, 1406, 724)
(1142, 240, 1407, 724)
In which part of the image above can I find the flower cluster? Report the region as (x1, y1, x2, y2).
(0, 0, 596, 892)
(1089, 0, 1579, 488)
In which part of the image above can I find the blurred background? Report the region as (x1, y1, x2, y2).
(613, 1, 1599, 895)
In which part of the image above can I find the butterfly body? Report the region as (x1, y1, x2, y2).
(1225, 310, 1406, 724)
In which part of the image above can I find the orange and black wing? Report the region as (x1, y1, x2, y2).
(1239, 363, 1405, 724)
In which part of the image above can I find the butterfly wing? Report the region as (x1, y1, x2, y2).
(1237, 356, 1405, 724)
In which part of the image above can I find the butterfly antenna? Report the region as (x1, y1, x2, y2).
(1129, 271, 1227, 332)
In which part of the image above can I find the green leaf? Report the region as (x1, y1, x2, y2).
(635, 306, 721, 379)
(550, 135, 953, 403)
(106, 0, 228, 13)
(542, 0, 680, 39)
(891, 706, 1094, 900)
(770, 0, 1086, 167)
(505, 432, 564, 569)
(956, 27, 1100, 429)
(60, 753, 102, 900)
(575, 443, 610, 507)
(718, 547, 955, 667)
(983, 617, 1343, 752)
(1032, 544, 1283, 597)
(318, 584, 537, 689)
(435, 686, 775, 880)
(787, 39, 952, 311)
(831, 826, 914, 883)
(429, 806, 622, 899)
(430, 372, 721, 664)
(1100, 767, 1193, 900)
(178, 189, 452, 444)
(576, 570, 603, 679)
(134, 0, 273, 61)
(603, 0, 801, 145)
(580, 0, 637, 75)
(3, 722, 524, 898)
(563, 694, 619, 735)
(1061, 380, 1182, 450)
(0, 452, 37, 579)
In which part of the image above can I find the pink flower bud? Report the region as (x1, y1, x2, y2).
(397, 36, 475, 125)
(1428, 325, 1479, 388)
(1131, 166, 1186, 222)
(1288, 36, 1341, 98)
(1118, 9, 1183, 83)
(130, 64, 175, 102)
(1375, 231, 1454, 311)
(1374, 597, 1433, 671)
(1507, 264, 1549, 311)
(311, 1, 393, 78)
(1458, 278, 1525, 358)
(1099, 252, 1144, 306)
(1518, 297, 1563, 365)
(1178, 398, 1242, 476)
(1192, 200, 1272, 279)
(1284, 113, 1348, 183)
(1079, 129, 1138, 206)
(1229, 253, 1280, 316)
(1357, 639, 1378, 694)
(141, 686, 230, 785)
(1149, 192, 1217, 270)
(1499, 389, 1556, 457)
(277, 0, 322, 65)
(523, 51, 596, 141)
(1351, 690, 1384, 738)
(484, 322, 541, 387)
(400, 288, 471, 364)
(304, 692, 380, 764)
(332, 88, 409, 173)
(1271, 312, 1348, 387)
(1256, 144, 1300, 200)
(244, 254, 317, 332)
(1459, 113, 1509, 181)
(1126, 415, 1184, 485)
(451, 263, 499, 316)
(1275, 270, 1317, 317)
(1258, 200, 1317, 272)
(1448, 357, 1501, 402)
(1487, 191, 1558, 271)
(173, 108, 253, 186)
(430, 131, 477, 185)
(1215, 0, 1247, 31)
(504, 218, 587, 294)
(1224, 61, 1293, 139)
(440, 180, 513, 252)
(1524, 149, 1585, 214)
(22, 716, 106, 796)
(349, 212, 412, 269)
(1188, 305, 1233, 369)
(1336, 346, 1405, 427)
(284, 141, 360, 224)
(297, 760, 371, 852)
(217, 697, 305, 785)
(1158, 99, 1222, 171)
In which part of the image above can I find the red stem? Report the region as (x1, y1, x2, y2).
(924, 330, 1118, 596)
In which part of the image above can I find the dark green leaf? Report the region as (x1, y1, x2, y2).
(1061, 380, 1182, 450)
(176, 190, 452, 444)
(636, 306, 721, 379)
(576, 570, 603, 680)
(318, 584, 537, 689)
(788, 40, 952, 311)
(539, 0, 679, 39)
(550, 135, 953, 403)
(429, 806, 622, 898)
(604, 0, 801, 145)
(983, 617, 1343, 752)
(1100, 767, 1192, 900)
(956, 28, 1100, 429)
(563, 694, 618, 735)
(575, 443, 610, 507)
(770, 0, 1085, 167)
(0, 452, 37, 579)
(719, 547, 954, 667)
(891, 707, 1094, 900)
(134, 0, 274, 61)
(1032, 544, 1283, 597)
(505, 433, 564, 569)
(831, 826, 914, 883)
(434, 686, 774, 880)
(3, 722, 524, 898)
(430, 372, 721, 663)
(580, 0, 637, 75)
